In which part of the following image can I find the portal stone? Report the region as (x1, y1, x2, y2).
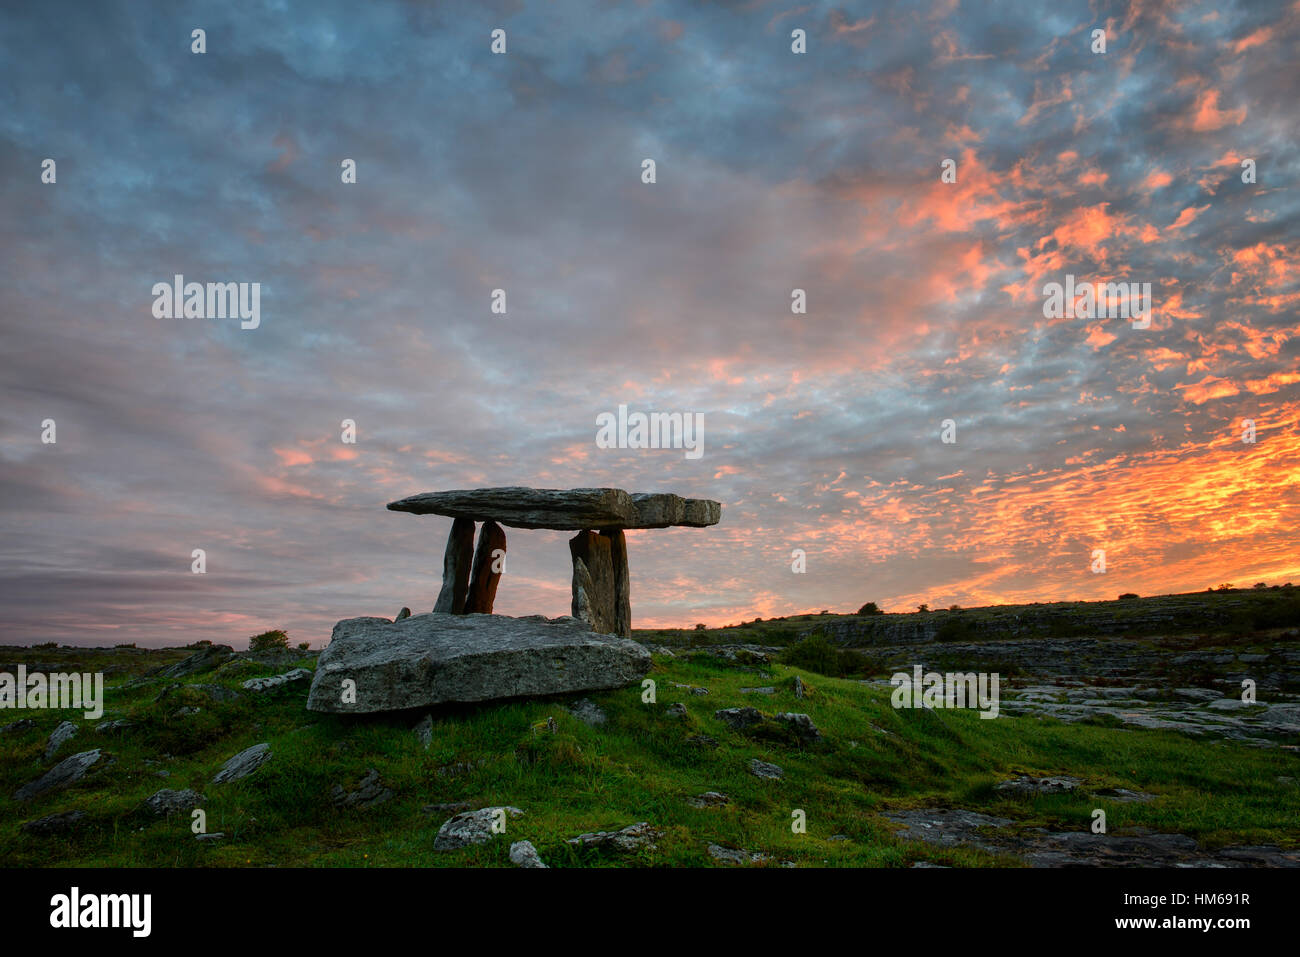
(433, 517, 475, 614)
(465, 520, 507, 614)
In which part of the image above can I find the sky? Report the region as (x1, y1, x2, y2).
(1, 0, 1298, 649)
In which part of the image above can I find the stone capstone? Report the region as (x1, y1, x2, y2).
(387, 487, 721, 531)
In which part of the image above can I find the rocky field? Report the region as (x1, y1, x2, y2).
(2, 588, 1298, 867)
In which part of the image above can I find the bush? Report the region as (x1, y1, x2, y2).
(857, 602, 882, 615)
(248, 629, 290, 654)
(779, 633, 859, 678)
(296, 642, 310, 651)
(1118, 592, 1139, 600)
(1250, 597, 1300, 630)
(935, 617, 977, 642)
(694, 623, 707, 630)
(917, 604, 929, 613)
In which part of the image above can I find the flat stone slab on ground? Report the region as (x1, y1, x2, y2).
(14, 749, 104, 801)
(307, 612, 651, 713)
(387, 487, 721, 530)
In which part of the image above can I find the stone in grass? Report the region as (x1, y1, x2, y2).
(434, 807, 524, 851)
(45, 721, 78, 761)
(994, 775, 1081, 796)
(566, 822, 660, 854)
(144, 788, 206, 816)
(14, 749, 105, 801)
(20, 810, 87, 835)
(749, 758, 783, 780)
(793, 675, 808, 699)
(195, 832, 225, 841)
(665, 703, 687, 718)
(422, 801, 473, 816)
(331, 768, 394, 809)
(774, 712, 822, 743)
(242, 668, 313, 693)
(741, 686, 776, 695)
(686, 791, 730, 808)
(211, 743, 272, 784)
(716, 707, 821, 744)
(1, 719, 36, 735)
(715, 707, 764, 731)
(156, 644, 234, 678)
(567, 698, 607, 726)
(509, 840, 548, 868)
(708, 843, 768, 866)
(413, 714, 434, 750)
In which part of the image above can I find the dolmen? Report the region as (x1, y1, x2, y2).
(305, 487, 721, 714)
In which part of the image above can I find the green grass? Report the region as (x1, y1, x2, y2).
(2, 644, 1297, 867)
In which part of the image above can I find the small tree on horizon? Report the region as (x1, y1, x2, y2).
(857, 602, 883, 616)
(249, 629, 290, 654)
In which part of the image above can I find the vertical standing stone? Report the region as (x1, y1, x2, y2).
(433, 518, 476, 614)
(600, 529, 631, 638)
(569, 530, 617, 635)
(465, 520, 507, 614)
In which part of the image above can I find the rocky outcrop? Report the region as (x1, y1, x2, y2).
(156, 644, 234, 678)
(307, 612, 651, 713)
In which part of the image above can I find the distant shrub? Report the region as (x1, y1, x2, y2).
(1255, 582, 1268, 589)
(1118, 593, 1139, 600)
(857, 602, 882, 615)
(114, 642, 136, 648)
(694, 623, 707, 630)
(296, 642, 309, 651)
(1249, 597, 1300, 630)
(779, 633, 859, 678)
(33, 642, 57, 650)
(948, 604, 963, 612)
(935, 617, 977, 642)
(917, 604, 929, 613)
(1217, 583, 1235, 591)
(248, 629, 290, 654)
